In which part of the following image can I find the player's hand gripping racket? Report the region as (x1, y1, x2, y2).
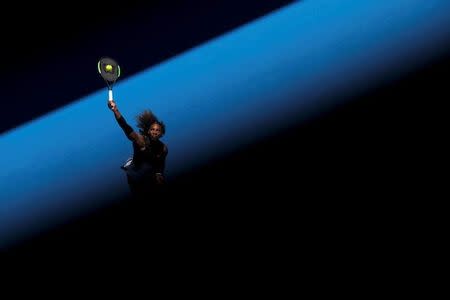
(97, 57, 121, 102)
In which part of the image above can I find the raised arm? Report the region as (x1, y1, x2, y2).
(108, 99, 145, 147)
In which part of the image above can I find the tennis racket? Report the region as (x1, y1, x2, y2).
(97, 57, 121, 102)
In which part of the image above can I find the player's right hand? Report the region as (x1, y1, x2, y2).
(108, 99, 117, 111)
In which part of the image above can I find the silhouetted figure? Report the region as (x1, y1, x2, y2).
(108, 99, 168, 200)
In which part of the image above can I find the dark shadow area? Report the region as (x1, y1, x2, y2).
(0, 0, 295, 134)
(3, 49, 447, 258)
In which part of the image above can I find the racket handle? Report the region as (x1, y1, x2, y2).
(108, 89, 113, 101)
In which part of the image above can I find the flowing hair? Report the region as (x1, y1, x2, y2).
(135, 110, 166, 136)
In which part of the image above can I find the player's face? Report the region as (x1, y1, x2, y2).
(148, 123, 162, 140)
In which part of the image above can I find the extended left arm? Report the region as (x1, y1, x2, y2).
(154, 145, 168, 184)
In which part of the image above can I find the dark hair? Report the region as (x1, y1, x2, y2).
(136, 110, 166, 137)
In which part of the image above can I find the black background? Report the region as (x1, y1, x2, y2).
(2, 0, 447, 259)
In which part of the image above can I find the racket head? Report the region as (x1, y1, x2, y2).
(98, 57, 121, 85)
